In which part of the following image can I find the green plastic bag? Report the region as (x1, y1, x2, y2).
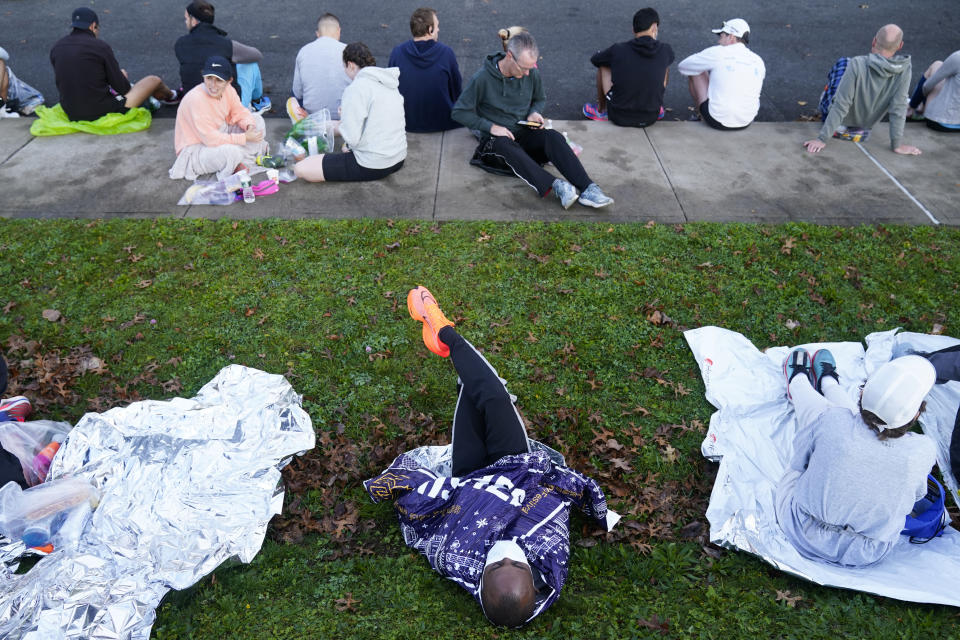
(29, 103, 152, 137)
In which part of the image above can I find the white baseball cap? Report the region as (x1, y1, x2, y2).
(712, 18, 750, 39)
(861, 355, 936, 429)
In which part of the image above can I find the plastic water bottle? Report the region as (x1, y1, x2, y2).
(241, 174, 255, 204)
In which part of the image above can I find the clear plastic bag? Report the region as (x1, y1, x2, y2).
(0, 420, 71, 487)
(177, 180, 237, 206)
(286, 108, 333, 155)
(0, 476, 99, 550)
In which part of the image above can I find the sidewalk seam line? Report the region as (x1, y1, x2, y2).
(854, 142, 940, 225)
(645, 128, 686, 222)
(1, 136, 35, 167)
(433, 132, 443, 220)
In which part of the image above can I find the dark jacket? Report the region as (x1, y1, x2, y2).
(451, 52, 545, 134)
(388, 39, 462, 132)
(591, 36, 674, 127)
(174, 22, 235, 92)
(49, 29, 131, 122)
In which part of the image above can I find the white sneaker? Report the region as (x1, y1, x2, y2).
(0, 107, 20, 119)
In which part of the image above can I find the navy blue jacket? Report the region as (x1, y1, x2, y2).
(388, 39, 462, 132)
(175, 22, 235, 92)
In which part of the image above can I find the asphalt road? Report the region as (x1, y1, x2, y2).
(1, 0, 957, 121)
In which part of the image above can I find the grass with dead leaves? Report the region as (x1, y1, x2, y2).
(1, 218, 958, 639)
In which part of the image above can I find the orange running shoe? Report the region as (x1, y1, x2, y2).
(407, 286, 455, 357)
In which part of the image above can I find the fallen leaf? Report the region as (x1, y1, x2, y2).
(781, 237, 796, 254)
(775, 589, 803, 607)
(797, 100, 807, 106)
(134, 280, 152, 289)
(335, 592, 361, 612)
(785, 319, 800, 330)
(253, 247, 265, 260)
(42, 309, 61, 322)
(932, 323, 945, 335)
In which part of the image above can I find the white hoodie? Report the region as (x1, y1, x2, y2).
(340, 66, 407, 169)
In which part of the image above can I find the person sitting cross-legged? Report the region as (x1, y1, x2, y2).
(451, 31, 614, 210)
(583, 7, 673, 127)
(169, 56, 267, 182)
(364, 286, 619, 627)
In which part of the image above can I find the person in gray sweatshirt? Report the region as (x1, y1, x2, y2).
(451, 31, 614, 210)
(776, 349, 937, 568)
(908, 50, 960, 132)
(293, 42, 406, 182)
(804, 24, 921, 155)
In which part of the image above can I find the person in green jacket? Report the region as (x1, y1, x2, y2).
(803, 24, 921, 155)
(451, 31, 613, 210)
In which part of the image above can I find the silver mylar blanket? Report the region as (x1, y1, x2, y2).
(0, 365, 315, 638)
(686, 326, 960, 607)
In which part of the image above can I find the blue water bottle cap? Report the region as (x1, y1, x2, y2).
(22, 525, 50, 548)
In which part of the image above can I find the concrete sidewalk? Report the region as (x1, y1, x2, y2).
(0, 119, 956, 225)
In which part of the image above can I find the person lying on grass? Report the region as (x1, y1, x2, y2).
(776, 349, 937, 567)
(364, 286, 619, 627)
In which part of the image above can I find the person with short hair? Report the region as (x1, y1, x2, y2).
(0, 45, 45, 117)
(908, 50, 960, 133)
(804, 25, 920, 154)
(365, 286, 619, 628)
(293, 42, 406, 182)
(451, 31, 614, 209)
(583, 7, 674, 127)
(49, 7, 177, 122)
(169, 55, 267, 182)
(175, 1, 270, 113)
(388, 7, 462, 132)
(288, 13, 350, 122)
(677, 18, 765, 130)
(776, 349, 937, 567)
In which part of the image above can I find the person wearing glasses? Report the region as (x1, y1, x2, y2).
(451, 31, 614, 209)
(365, 286, 619, 628)
(677, 18, 765, 130)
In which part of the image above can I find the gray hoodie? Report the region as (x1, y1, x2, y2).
(340, 66, 407, 169)
(818, 52, 911, 150)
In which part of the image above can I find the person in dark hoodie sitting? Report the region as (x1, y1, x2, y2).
(388, 8, 462, 132)
(174, 1, 271, 113)
(583, 8, 673, 127)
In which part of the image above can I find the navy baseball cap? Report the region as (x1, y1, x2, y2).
(71, 7, 99, 29)
(201, 56, 232, 81)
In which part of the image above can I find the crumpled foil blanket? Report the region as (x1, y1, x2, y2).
(0, 364, 315, 638)
(687, 326, 960, 606)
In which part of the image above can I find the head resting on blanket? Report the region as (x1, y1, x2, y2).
(480, 539, 536, 627)
(859, 355, 936, 438)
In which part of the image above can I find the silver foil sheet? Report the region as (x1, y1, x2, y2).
(687, 326, 960, 607)
(0, 365, 314, 638)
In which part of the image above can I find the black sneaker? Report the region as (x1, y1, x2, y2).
(783, 348, 813, 398)
(810, 349, 839, 393)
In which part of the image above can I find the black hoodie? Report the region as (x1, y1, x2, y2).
(591, 36, 674, 127)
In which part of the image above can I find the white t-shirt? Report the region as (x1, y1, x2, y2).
(678, 42, 765, 127)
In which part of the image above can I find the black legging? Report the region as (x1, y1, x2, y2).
(482, 127, 593, 197)
(440, 326, 530, 476)
(926, 345, 960, 480)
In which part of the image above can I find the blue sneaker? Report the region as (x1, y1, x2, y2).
(578, 183, 614, 208)
(251, 96, 272, 114)
(810, 349, 839, 393)
(582, 102, 608, 121)
(552, 179, 578, 210)
(783, 348, 813, 398)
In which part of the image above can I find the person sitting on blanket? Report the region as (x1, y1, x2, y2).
(169, 55, 267, 182)
(49, 7, 178, 122)
(363, 286, 619, 627)
(919, 345, 960, 480)
(776, 348, 937, 567)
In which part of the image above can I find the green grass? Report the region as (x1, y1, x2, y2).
(1, 218, 958, 639)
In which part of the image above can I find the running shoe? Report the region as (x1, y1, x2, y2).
(552, 179, 578, 210)
(783, 348, 813, 399)
(810, 349, 839, 393)
(0, 396, 32, 421)
(407, 286, 455, 358)
(578, 183, 614, 208)
(582, 102, 608, 121)
(160, 88, 182, 106)
(251, 96, 272, 114)
(286, 97, 305, 124)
